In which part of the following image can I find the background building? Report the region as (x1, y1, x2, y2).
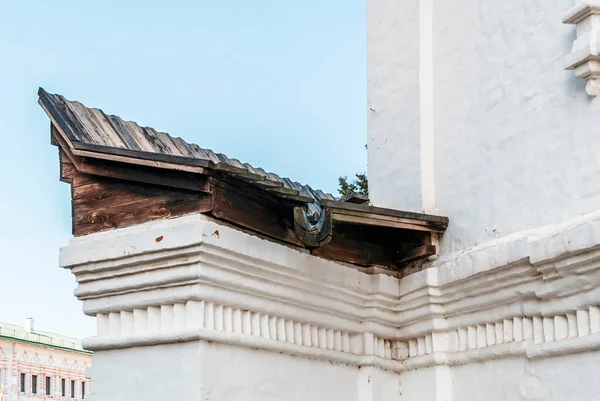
(0, 319, 91, 401)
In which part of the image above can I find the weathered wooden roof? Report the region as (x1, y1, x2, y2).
(39, 88, 449, 271)
(38, 88, 334, 222)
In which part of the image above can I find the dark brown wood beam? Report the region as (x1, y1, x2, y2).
(78, 158, 211, 193)
(394, 245, 437, 265)
(321, 199, 449, 233)
(70, 174, 212, 236)
(210, 177, 304, 247)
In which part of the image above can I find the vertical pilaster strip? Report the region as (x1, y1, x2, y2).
(420, 0, 436, 213)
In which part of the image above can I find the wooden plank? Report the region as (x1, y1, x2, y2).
(188, 144, 219, 164)
(214, 163, 266, 182)
(170, 137, 196, 158)
(321, 199, 449, 226)
(277, 193, 315, 204)
(123, 121, 157, 152)
(65, 100, 111, 147)
(87, 108, 126, 148)
(78, 159, 211, 193)
(242, 164, 284, 188)
(101, 111, 142, 151)
(211, 183, 303, 247)
(59, 149, 78, 184)
(266, 187, 314, 203)
(71, 174, 212, 236)
(210, 175, 292, 206)
(73, 142, 211, 168)
(339, 193, 369, 204)
(311, 235, 395, 267)
(312, 235, 434, 269)
(394, 245, 436, 265)
(331, 212, 446, 233)
(51, 127, 82, 171)
(38, 89, 85, 144)
(74, 195, 205, 236)
(38, 98, 77, 149)
(71, 148, 209, 174)
(154, 130, 185, 156)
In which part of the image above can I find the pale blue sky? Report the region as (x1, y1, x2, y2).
(0, 1, 366, 338)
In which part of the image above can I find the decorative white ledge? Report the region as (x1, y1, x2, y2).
(564, 1, 600, 95)
(62, 210, 600, 400)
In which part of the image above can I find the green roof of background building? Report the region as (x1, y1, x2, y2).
(0, 321, 92, 355)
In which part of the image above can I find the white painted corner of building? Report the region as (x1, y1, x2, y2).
(58, 207, 600, 400)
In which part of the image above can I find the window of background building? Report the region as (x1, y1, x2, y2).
(61, 378, 66, 397)
(32, 375, 38, 394)
(46, 376, 52, 396)
(81, 381, 86, 399)
(71, 379, 75, 399)
(20, 373, 26, 393)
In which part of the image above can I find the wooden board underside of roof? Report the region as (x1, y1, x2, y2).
(321, 199, 449, 232)
(58, 147, 304, 244)
(210, 177, 304, 247)
(62, 154, 212, 236)
(311, 222, 432, 267)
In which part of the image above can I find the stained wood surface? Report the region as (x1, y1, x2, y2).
(394, 245, 436, 265)
(59, 149, 78, 184)
(309, 222, 432, 267)
(331, 212, 444, 233)
(61, 152, 439, 268)
(71, 148, 208, 174)
(210, 178, 303, 247)
(311, 235, 395, 266)
(39, 88, 332, 211)
(339, 193, 370, 204)
(321, 199, 449, 230)
(43, 88, 449, 271)
(78, 158, 211, 193)
(70, 173, 212, 236)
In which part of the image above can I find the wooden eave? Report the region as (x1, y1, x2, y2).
(321, 200, 448, 233)
(42, 91, 449, 273)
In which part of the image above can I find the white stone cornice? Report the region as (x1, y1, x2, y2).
(62, 214, 408, 363)
(61, 209, 600, 370)
(62, 216, 403, 340)
(563, 1, 600, 24)
(563, 1, 600, 95)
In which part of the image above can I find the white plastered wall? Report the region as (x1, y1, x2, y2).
(91, 342, 398, 401)
(450, 352, 600, 401)
(367, 0, 422, 212)
(366, 1, 600, 398)
(368, 0, 600, 254)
